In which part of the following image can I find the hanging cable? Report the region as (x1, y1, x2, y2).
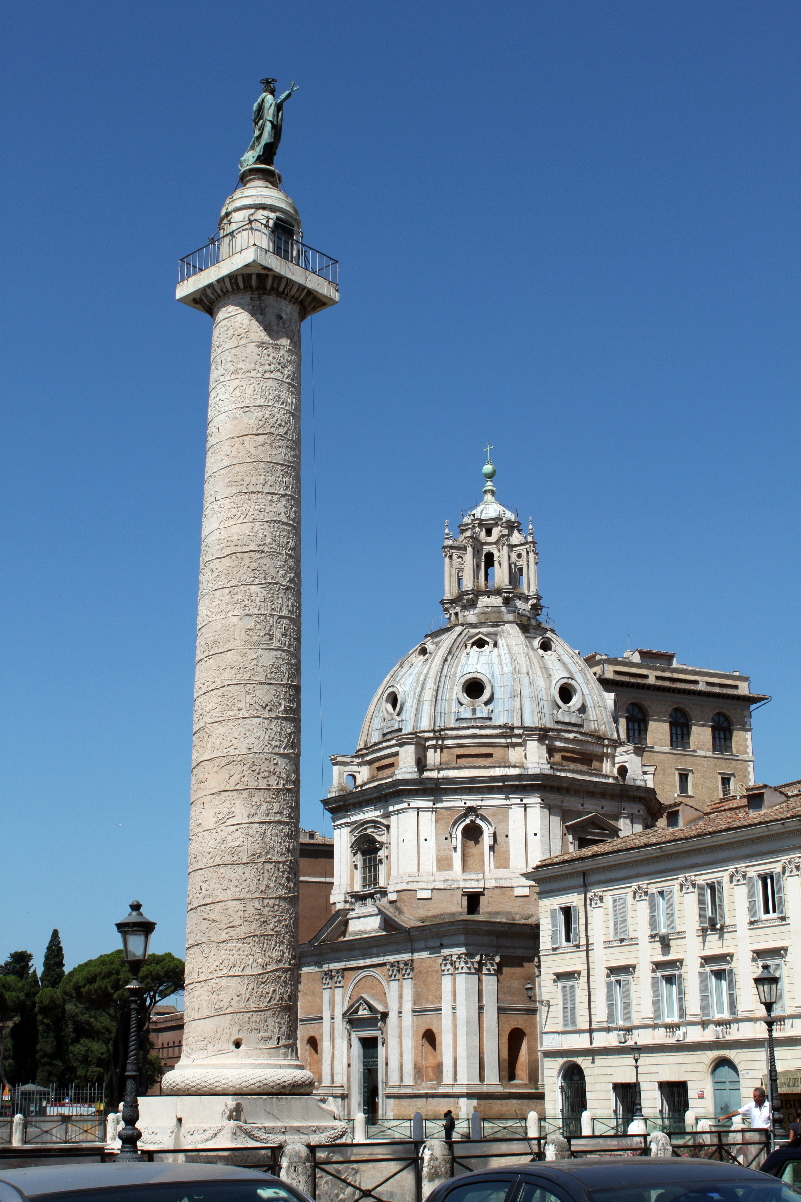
(308, 315, 329, 833)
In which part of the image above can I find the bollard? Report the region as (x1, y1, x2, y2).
(526, 1111, 540, 1139)
(11, 1114, 25, 1147)
(421, 1139, 453, 1199)
(580, 1110, 594, 1137)
(628, 1116, 647, 1135)
(684, 1110, 697, 1132)
(412, 1111, 424, 1142)
(353, 1112, 368, 1142)
(470, 1107, 482, 1140)
(280, 1142, 313, 1194)
(545, 1134, 570, 1160)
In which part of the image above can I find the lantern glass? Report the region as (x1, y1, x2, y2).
(754, 964, 779, 1008)
(115, 901, 156, 967)
(631, 1041, 640, 1065)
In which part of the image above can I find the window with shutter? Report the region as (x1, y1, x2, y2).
(561, 982, 577, 1028)
(661, 974, 678, 1020)
(747, 875, 759, 921)
(759, 873, 778, 916)
(612, 895, 629, 938)
(620, 976, 633, 1024)
(649, 892, 658, 934)
(766, 961, 786, 1014)
(676, 973, 685, 1020)
(651, 974, 662, 1022)
(664, 888, 676, 932)
(715, 880, 725, 926)
(774, 871, 785, 916)
(699, 969, 712, 1018)
(551, 908, 560, 949)
(570, 904, 580, 944)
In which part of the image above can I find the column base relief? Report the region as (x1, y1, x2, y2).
(161, 1060, 315, 1096)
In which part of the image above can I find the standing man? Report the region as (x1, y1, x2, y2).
(721, 1086, 771, 1129)
(443, 1110, 455, 1143)
(239, 77, 299, 170)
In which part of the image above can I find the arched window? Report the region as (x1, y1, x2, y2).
(712, 712, 733, 755)
(421, 1029, 437, 1083)
(484, 552, 495, 588)
(508, 1028, 528, 1082)
(669, 708, 691, 750)
(305, 1036, 319, 1079)
(625, 703, 648, 746)
(560, 1063, 587, 1138)
(355, 836, 381, 890)
(461, 821, 484, 872)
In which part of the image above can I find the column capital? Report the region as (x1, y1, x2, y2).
(632, 882, 648, 902)
(400, 959, 414, 979)
(588, 890, 604, 907)
(679, 874, 696, 894)
(322, 970, 333, 988)
(453, 952, 481, 974)
(482, 955, 500, 976)
(440, 954, 454, 975)
(782, 856, 801, 876)
(332, 969, 344, 987)
(729, 866, 748, 885)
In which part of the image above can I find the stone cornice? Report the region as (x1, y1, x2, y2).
(594, 674, 769, 706)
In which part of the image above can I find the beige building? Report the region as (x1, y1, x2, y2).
(586, 649, 769, 822)
(528, 784, 801, 1133)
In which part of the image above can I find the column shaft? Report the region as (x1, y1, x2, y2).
(441, 959, 454, 1085)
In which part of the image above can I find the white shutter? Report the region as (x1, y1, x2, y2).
(569, 983, 578, 1028)
(551, 908, 560, 949)
(715, 880, 725, 926)
(649, 892, 658, 934)
(726, 968, 737, 1017)
(699, 970, 712, 1018)
(561, 982, 577, 1029)
(570, 904, 580, 944)
(651, 975, 662, 1022)
(697, 882, 708, 927)
(774, 871, 785, 916)
(665, 887, 676, 932)
(612, 895, 628, 938)
(747, 875, 759, 921)
(676, 973, 685, 1020)
(606, 977, 616, 1025)
(621, 976, 633, 1024)
(769, 961, 786, 1014)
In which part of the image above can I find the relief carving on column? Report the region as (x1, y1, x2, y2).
(440, 955, 454, 975)
(387, 961, 401, 980)
(588, 890, 603, 907)
(782, 857, 801, 876)
(321, 970, 332, 988)
(679, 875, 696, 893)
(729, 866, 748, 885)
(482, 955, 500, 975)
(400, 959, 414, 978)
(632, 883, 648, 902)
(453, 953, 481, 974)
(332, 969, 344, 988)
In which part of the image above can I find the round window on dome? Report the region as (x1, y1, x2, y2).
(552, 676, 583, 712)
(418, 644, 429, 656)
(558, 683, 575, 706)
(463, 678, 485, 701)
(539, 638, 552, 652)
(456, 672, 494, 707)
(384, 687, 404, 717)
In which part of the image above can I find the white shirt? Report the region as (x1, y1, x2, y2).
(739, 1100, 771, 1128)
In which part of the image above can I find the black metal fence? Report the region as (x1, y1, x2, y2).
(0, 1082, 105, 1118)
(178, 221, 339, 286)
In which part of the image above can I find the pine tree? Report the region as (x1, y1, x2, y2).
(36, 931, 67, 1087)
(0, 952, 39, 1084)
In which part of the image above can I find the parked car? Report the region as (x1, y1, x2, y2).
(0, 1161, 312, 1202)
(760, 1147, 801, 1190)
(426, 1158, 801, 1202)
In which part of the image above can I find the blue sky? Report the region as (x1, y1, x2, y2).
(1, 1, 799, 970)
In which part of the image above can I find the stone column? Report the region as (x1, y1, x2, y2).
(782, 857, 801, 1009)
(730, 867, 754, 1012)
(162, 164, 338, 1100)
(681, 877, 700, 1018)
(481, 956, 500, 1084)
(454, 953, 480, 1084)
(387, 962, 401, 1086)
(440, 956, 454, 1085)
(401, 960, 415, 1085)
(333, 969, 346, 1085)
(321, 971, 333, 1087)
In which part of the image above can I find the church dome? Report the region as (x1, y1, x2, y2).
(358, 621, 616, 748)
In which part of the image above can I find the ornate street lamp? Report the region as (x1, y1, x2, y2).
(753, 963, 786, 1148)
(115, 901, 156, 1161)
(631, 1041, 644, 1121)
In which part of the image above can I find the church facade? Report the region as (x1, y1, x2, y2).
(298, 460, 769, 1122)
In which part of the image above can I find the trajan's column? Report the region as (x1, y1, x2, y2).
(137, 79, 344, 1149)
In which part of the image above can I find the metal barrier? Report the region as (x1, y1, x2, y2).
(178, 221, 339, 286)
(14, 1116, 106, 1145)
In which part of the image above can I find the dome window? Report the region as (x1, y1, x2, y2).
(552, 676, 583, 711)
(539, 638, 553, 652)
(470, 637, 490, 650)
(383, 686, 405, 717)
(456, 672, 493, 707)
(558, 683, 575, 706)
(417, 644, 429, 656)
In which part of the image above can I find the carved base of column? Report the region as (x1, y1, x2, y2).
(161, 1062, 315, 1096)
(135, 1094, 347, 1151)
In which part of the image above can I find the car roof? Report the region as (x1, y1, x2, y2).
(0, 1161, 276, 1198)
(462, 1159, 768, 1188)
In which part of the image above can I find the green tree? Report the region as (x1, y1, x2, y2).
(0, 952, 39, 1084)
(61, 950, 184, 1105)
(0, 974, 24, 1089)
(36, 930, 67, 1086)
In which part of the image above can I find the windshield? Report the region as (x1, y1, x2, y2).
(37, 1184, 298, 1202)
(588, 1182, 801, 1202)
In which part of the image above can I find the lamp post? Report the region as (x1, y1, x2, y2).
(631, 1042, 644, 1121)
(115, 901, 156, 1162)
(753, 964, 786, 1149)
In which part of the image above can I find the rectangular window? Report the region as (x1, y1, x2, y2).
(606, 975, 633, 1026)
(551, 905, 580, 947)
(652, 971, 685, 1022)
(649, 887, 676, 934)
(560, 981, 578, 1029)
(720, 776, 733, 798)
(661, 973, 678, 1020)
(659, 1082, 690, 1134)
(747, 872, 785, 920)
(761, 874, 777, 915)
(699, 967, 737, 1019)
(611, 894, 629, 939)
(697, 880, 725, 929)
(666, 810, 680, 829)
(677, 772, 690, 796)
